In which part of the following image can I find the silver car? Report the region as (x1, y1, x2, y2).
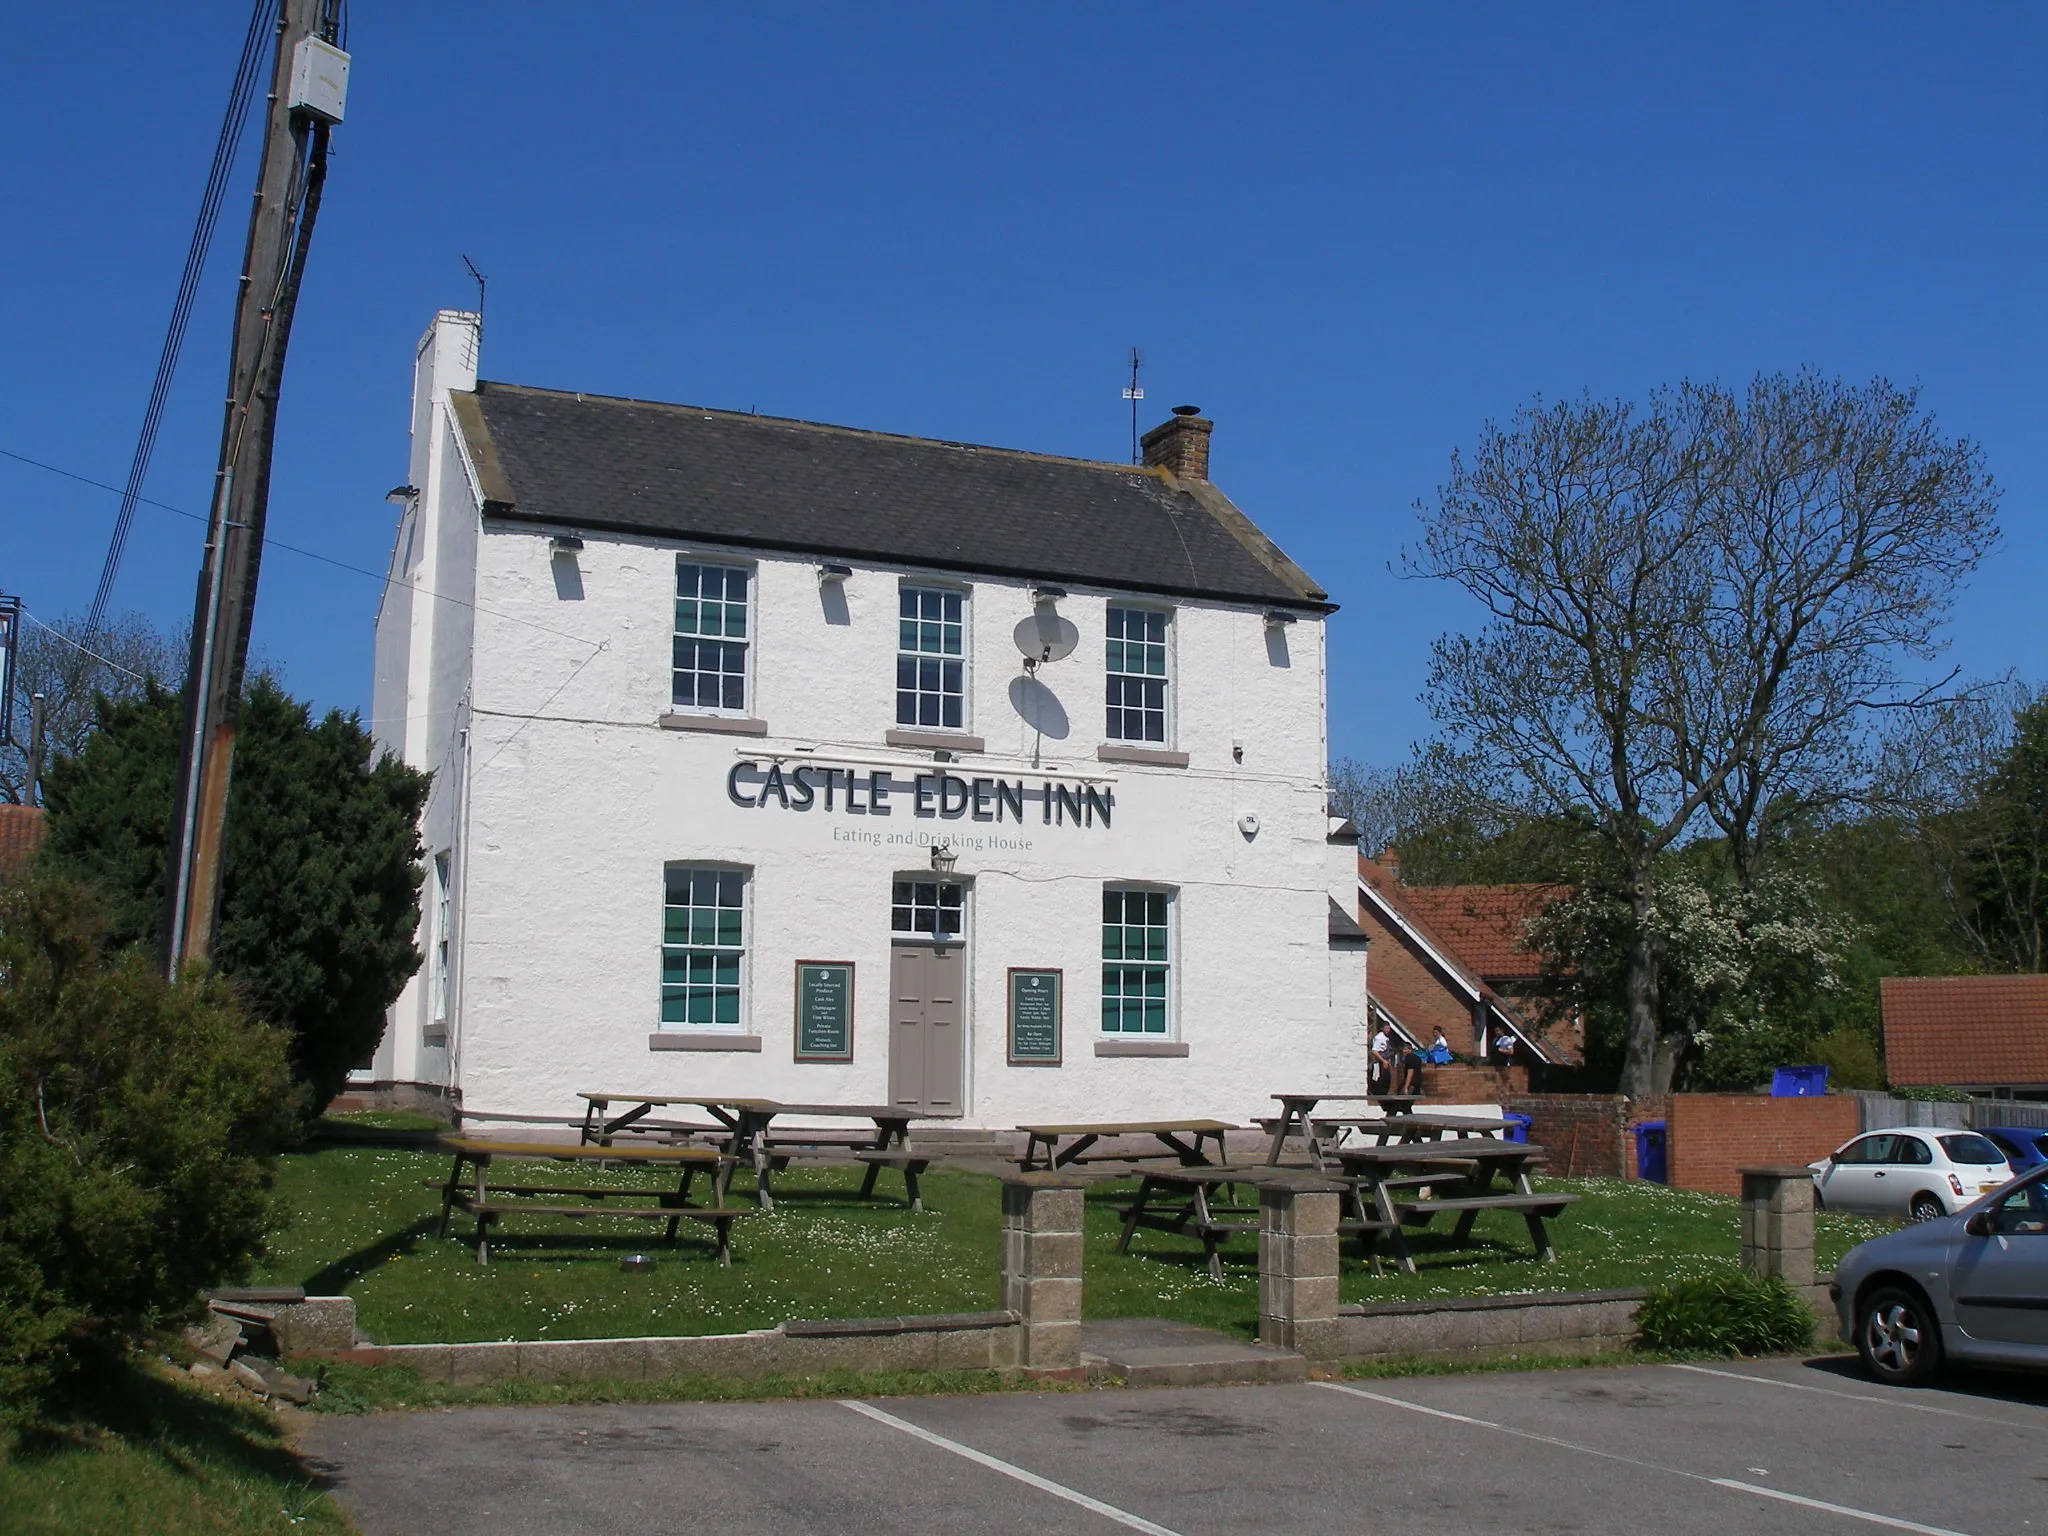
(1832, 1161, 2048, 1385)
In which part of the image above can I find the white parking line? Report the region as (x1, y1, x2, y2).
(1314, 1382, 1972, 1536)
(838, 1399, 1186, 1536)
(1667, 1363, 2048, 1430)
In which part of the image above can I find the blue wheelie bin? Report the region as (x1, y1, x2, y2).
(1502, 1112, 1533, 1144)
(1631, 1119, 1668, 1184)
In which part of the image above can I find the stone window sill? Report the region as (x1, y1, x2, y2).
(885, 728, 986, 753)
(660, 713, 768, 736)
(1096, 743, 1190, 768)
(649, 1032, 764, 1051)
(1094, 1039, 1190, 1058)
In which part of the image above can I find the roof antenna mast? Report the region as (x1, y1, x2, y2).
(461, 253, 486, 335)
(1123, 347, 1144, 465)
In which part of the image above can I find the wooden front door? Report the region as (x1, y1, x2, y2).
(890, 942, 964, 1116)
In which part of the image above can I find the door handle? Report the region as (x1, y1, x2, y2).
(1873, 1171, 1887, 1178)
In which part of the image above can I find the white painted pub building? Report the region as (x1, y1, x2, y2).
(369, 311, 1366, 1126)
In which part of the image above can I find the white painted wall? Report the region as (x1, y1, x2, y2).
(369, 312, 481, 1092)
(370, 313, 1365, 1125)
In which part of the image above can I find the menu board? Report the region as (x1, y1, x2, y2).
(1008, 968, 1062, 1065)
(794, 961, 854, 1061)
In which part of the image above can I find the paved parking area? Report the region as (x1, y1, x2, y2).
(302, 1356, 2048, 1535)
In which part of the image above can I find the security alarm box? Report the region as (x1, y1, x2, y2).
(289, 37, 349, 125)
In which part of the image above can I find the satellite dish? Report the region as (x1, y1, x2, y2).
(1013, 610, 1079, 669)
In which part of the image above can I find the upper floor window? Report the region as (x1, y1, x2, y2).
(673, 560, 749, 712)
(661, 866, 747, 1028)
(898, 585, 965, 730)
(1105, 606, 1170, 743)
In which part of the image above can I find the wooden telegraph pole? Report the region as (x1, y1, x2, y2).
(166, 0, 348, 971)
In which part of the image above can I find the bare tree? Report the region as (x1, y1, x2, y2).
(0, 611, 186, 805)
(1407, 376, 1998, 1093)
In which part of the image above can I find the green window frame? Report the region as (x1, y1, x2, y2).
(897, 585, 966, 730)
(1105, 606, 1170, 743)
(661, 866, 747, 1028)
(673, 560, 750, 712)
(1102, 886, 1172, 1034)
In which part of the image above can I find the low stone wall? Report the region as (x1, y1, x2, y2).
(1334, 1289, 1644, 1363)
(310, 1311, 1023, 1385)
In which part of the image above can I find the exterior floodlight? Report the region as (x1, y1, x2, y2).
(550, 534, 585, 554)
(818, 562, 853, 584)
(1263, 609, 1298, 629)
(1031, 584, 1068, 604)
(385, 485, 418, 505)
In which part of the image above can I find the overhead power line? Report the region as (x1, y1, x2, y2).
(84, 0, 273, 647)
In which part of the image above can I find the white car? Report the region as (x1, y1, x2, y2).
(1810, 1127, 2015, 1222)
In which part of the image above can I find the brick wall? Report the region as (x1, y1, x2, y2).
(1417, 1063, 1528, 1102)
(1665, 1095, 1857, 1197)
(1503, 1094, 1634, 1179)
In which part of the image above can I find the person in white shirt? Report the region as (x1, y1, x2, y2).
(1369, 1026, 1393, 1093)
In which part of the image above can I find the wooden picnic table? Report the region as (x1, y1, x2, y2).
(1327, 1141, 1575, 1272)
(1366, 1112, 1518, 1143)
(1017, 1120, 1238, 1172)
(1264, 1093, 1419, 1167)
(432, 1135, 747, 1264)
(578, 1097, 924, 1211)
(577, 1092, 771, 1146)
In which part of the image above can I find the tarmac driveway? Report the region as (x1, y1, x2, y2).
(300, 1356, 2048, 1535)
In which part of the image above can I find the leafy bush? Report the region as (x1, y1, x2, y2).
(0, 877, 294, 1415)
(1632, 1270, 1816, 1356)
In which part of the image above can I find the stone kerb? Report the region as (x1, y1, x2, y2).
(1258, 1175, 1344, 1361)
(1000, 1174, 1087, 1379)
(1737, 1165, 1815, 1289)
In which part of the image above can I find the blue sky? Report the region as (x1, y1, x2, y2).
(3, 5, 2042, 766)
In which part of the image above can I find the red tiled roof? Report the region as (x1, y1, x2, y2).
(1357, 856, 1582, 1065)
(0, 804, 44, 882)
(1881, 975, 2048, 1087)
(1358, 857, 1562, 980)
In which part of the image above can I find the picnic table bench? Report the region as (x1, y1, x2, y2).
(1113, 1167, 1397, 1279)
(1017, 1120, 1237, 1171)
(1329, 1142, 1576, 1271)
(1265, 1093, 1419, 1166)
(1366, 1112, 1518, 1143)
(432, 1136, 748, 1265)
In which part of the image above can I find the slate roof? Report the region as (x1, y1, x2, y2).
(1881, 975, 2048, 1087)
(450, 383, 1331, 610)
(0, 804, 44, 882)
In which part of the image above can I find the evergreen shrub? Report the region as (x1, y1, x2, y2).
(0, 877, 293, 1416)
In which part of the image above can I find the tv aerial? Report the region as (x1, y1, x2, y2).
(1014, 606, 1079, 675)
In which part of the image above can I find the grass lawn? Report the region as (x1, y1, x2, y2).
(0, 1358, 347, 1536)
(259, 1146, 1889, 1346)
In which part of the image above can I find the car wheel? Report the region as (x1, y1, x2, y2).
(1857, 1285, 1943, 1387)
(1908, 1192, 1945, 1223)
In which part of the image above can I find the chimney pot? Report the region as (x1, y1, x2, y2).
(1141, 407, 1213, 481)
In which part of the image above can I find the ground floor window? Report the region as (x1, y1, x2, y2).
(1102, 886, 1172, 1034)
(892, 879, 964, 939)
(661, 865, 747, 1027)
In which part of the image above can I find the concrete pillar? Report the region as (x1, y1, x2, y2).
(1001, 1175, 1086, 1378)
(1738, 1165, 1815, 1288)
(1258, 1176, 1345, 1361)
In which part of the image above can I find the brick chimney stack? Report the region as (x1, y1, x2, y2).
(1141, 405, 1212, 481)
